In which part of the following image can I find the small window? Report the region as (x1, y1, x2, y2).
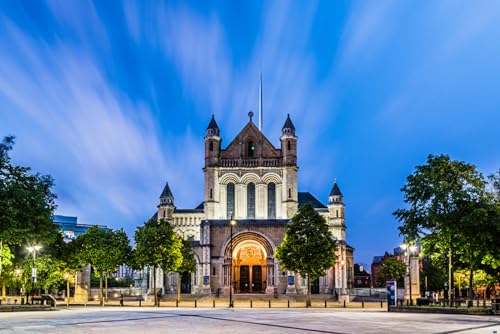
(288, 188, 292, 199)
(209, 188, 213, 199)
(209, 141, 213, 151)
(336, 210, 339, 218)
(287, 140, 291, 150)
(212, 267, 216, 275)
(247, 141, 255, 157)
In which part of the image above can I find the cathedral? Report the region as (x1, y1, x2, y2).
(152, 112, 354, 297)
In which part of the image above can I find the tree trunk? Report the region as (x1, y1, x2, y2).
(2, 281, 6, 302)
(307, 274, 311, 308)
(153, 266, 157, 306)
(105, 274, 108, 303)
(448, 250, 453, 306)
(99, 273, 103, 306)
(468, 269, 474, 300)
(177, 273, 181, 304)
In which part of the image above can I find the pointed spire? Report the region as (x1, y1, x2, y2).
(282, 114, 296, 136)
(329, 180, 343, 197)
(160, 182, 174, 205)
(259, 71, 263, 131)
(206, 115, 220, 137)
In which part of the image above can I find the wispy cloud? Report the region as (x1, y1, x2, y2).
(0, 12, 193, 227)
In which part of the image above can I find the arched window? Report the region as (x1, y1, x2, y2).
(247, 141, 255, 158)
(227, 183, 235, 218)
(209, 141, 213, 151)
(247, 183, 255, 219)
(209, 188, 213, 199)
(268, 183, 276, 219)
(287, 141, 291, 151)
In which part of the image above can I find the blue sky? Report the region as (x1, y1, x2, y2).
(1, 1, 499, 268)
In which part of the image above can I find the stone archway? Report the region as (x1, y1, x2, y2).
(223, 232, 276, 294)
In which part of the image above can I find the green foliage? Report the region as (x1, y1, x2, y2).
(276, 204, 337, 303)
(379, 257, 406, 286)
(394, 154, 500, 278)
(17, 255, 65, 292)
(0, 243, 14, 283)
(76, 227, 131, 276)
(420, 256, 447, 292)
(178, 239, 196, 274)
(133, 218, 182, 273)
(133, 218, 182, 306)
(0, 136, 59, 248)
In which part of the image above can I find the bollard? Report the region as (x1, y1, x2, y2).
(250, 300, 253, 308)
(269, 300, 271, 308)
(176, 300, 178, 307)
(343, 300, 346, 308)
(139, 298, 141, 307)
(213, 299, 215, 308)
(380, 301, 383, 308)
(325, 300, 327, 308)
(362, 300, 364, 308)
(288, 300, 290, 308)
(195, 299, 197, 308)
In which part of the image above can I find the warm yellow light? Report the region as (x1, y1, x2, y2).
(400, 243, 408, 250)
(409, 245, 418, 252)
(64, 272, 70, 279)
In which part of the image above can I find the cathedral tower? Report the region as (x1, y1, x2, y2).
(204, 115, 221, 218)
(280, 114, 298, 218)
(327, 180, 346, 240)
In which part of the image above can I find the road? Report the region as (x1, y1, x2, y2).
(0, 307, 498, 333)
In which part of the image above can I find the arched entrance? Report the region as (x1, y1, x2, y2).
(223, 232, 276, 294)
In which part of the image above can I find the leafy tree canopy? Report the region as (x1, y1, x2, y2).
(276, 203, 337, 281)
(379, 257, 407, 286)
(0, 136, 59, 248)
(133, 218, 182, 273)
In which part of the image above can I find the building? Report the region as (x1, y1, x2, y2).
(353, 264, 371, 288)
(53, 215, 111, 242)
(151, 113, 354, 297)
(371, 252, 391, 287)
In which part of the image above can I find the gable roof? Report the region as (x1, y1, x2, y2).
(298, 192, 327, 208)
(221, 121, 280, 159)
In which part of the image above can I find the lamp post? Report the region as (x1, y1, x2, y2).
(229, 215, 237, 308)
(27, 245, 41, 284)
(401, 243, 417, 306)
(64, 272, 70, 308)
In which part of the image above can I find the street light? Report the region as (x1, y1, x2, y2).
(27, 245, 41, 284)
(64, 272, 70, 308)
(401, 243, 417, 306)
(229, 214, 237, 308)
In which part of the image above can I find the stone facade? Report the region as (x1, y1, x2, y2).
(151, 113, 354, 297)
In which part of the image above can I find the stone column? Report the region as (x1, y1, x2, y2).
(404, 255, 421, 302)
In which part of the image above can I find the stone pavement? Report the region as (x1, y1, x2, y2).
(0, 307, 498, 334)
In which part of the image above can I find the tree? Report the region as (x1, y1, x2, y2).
(379, 257, 406, 287)
(176, 239, 197, 303)
(75, 227, 131, 305)
(0, 136, 59, 249)
(0, 135, 61, 297)
(275, 204, 337, 306)
(133, 218, 182, 306)
(394, 154, 489, 304)
(0, 244, 13, 300)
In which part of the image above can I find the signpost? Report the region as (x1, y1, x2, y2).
(386, 281, 397, 311)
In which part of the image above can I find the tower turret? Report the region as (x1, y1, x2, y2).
(158, 182, 175, 221)
(280, 114, 297, 166)
(327, 180, 345, 240)
(280, 114, 298, 218)
(205, 115, 221, 167)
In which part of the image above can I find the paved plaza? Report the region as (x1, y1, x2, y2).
(0, 307, 498, 334)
